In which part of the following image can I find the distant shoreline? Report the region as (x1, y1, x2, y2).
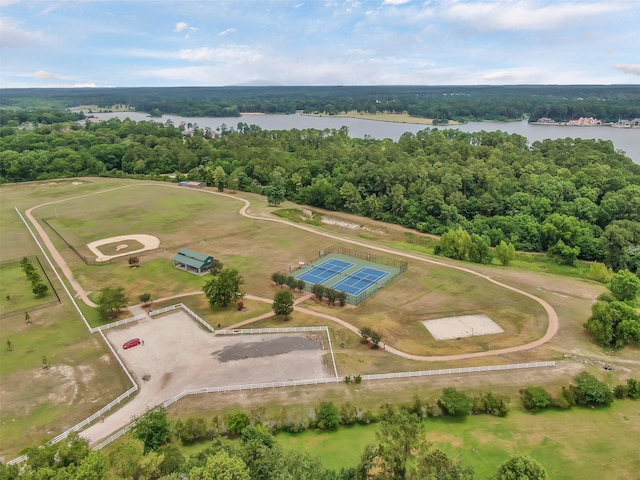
(302, 111, 462, 126)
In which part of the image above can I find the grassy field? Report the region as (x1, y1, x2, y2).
(276, 400, 640, 479)
(0, 259, 57, 316)
(1, 177, 638, 472)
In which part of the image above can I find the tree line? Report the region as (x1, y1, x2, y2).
(2, 85, 639, 121)
(2, 112, 639, 271)
(7, 369, 638, 479)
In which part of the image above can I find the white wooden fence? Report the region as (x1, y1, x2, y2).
(90, 314, 146, 333)
(150, 303, 215, 333)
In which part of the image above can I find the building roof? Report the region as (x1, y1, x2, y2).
(173, 253, 207, 269)
(177, 248, 212, 262)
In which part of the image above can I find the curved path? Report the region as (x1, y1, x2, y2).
(24, 182, 559, 362)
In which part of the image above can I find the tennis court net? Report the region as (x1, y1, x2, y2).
(312, 264, 345, 275)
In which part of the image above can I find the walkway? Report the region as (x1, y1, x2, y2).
(23, 182, 559, 362)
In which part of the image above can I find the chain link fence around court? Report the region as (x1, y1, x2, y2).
(296, 245, 408, 305)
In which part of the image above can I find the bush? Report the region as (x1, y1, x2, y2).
(438, 388, 473, 417)
(339, 403, 358, 426)
(614, 384, 629, 399)
(627, 378, 640, 399)
(520, 387, 552, 412)
(315, 401, 340, 430)
(571, 372, 613, 406)
(473, 392, 509, 416)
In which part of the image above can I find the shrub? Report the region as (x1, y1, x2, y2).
(520, 387, 552, 412)
(627, 378, 640, 399)
(438, 388, 473, 417)
(571, 372, 613, 406)
(614, 384, 629, 399)
(315, 401, 340, 430)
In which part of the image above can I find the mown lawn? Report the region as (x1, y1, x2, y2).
(276, 401, 640, 479)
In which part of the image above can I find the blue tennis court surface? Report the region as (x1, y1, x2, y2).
(295, 258, 354, 285)
(332, 267, 389, 296)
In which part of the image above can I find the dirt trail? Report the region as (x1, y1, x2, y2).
(24, 182, 558, 360)
(20, 183, 560, 447)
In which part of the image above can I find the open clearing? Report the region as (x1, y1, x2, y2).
(2, 177, 638, 467)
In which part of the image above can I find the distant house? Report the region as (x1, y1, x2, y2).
(173, 248, 214, 275)
(566, 117, 601, 126)
(179, 181, 206, 188)
(632, 118, 640, 127)
(613, 119, 631, 128)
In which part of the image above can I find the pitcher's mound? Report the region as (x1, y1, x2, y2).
(423, 314, 504, 340)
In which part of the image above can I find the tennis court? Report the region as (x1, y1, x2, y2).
(294, 247, 407, 305)
(295, 258, 354, 285)
(332, 267, 390, 296)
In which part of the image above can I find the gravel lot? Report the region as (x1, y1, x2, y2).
(81, 310, 331, 444)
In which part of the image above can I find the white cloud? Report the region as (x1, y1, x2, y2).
(612, 64, 640, 76)
(218, 28, 236, 36)
(174, 22, 189, 32)
(177, 45, 261, 64)
(0, 18, 44, 48)
(34, 70, 62, 79)
(383, 0, 410, 4)
(442, 1, 628, 31)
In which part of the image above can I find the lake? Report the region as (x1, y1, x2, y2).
(91, 111, 640, 164)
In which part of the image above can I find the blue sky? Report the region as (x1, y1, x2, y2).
(1, 0, 639, 88)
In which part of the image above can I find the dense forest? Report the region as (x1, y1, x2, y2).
(1, 108, 639, 272)
(2, 85, 640, 122)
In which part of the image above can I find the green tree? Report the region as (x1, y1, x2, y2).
(311, 283, 325, 300)
(132, 407, 171, 453)
(366, 408, 427, 480)
(227, 411, 250, 435)
(97, 286, 129, 319)
(271, 271, 287, 287)
(438, 388, 473, 417)
(547, 239, 580, 265)
(340, 181, 362, 213)
(584, 300, 640, 348)
(139, 292, 152, 305)
(203, 268, 244, 308)
(413, 448, 474, 480)
(212, 165, 227, 191)
(315, 401, 340, 430)
(627, 378, 640, 398)
(73, 450, 109, 480)
(609, 269, 640, 301)
(588, 262, 613, 283)
(496, 240, 516, 267)
(493, 454, 547, 480)
(32, 282, 49, 298)
(266, 170, 286, 206)
(189, 451, 251, 480)
(469, 233, 491, 264)
(519, 387, 552, 412)
(369, 329, 382, 348)
(108, 439, 145, 479)
(571, 371, 613, 406)
(157, 443, 186, 477)
(434, 228, 472, 261)
(272, 289, 294, 320)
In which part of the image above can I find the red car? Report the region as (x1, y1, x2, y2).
(123, 338, 141, 349)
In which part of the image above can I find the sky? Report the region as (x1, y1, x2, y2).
(1, 0, 639, 88)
